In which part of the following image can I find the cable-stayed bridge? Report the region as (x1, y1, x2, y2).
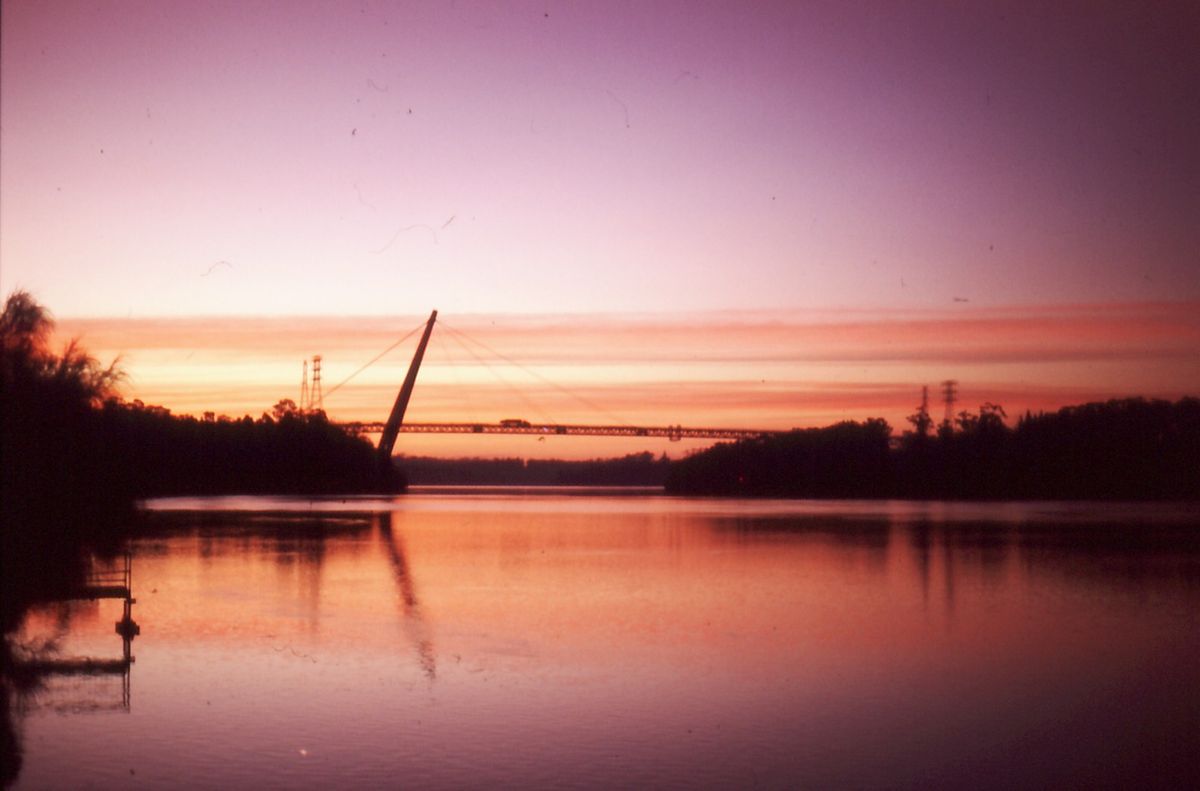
(313, 310, 784, 459)
(341, 421, 775, 442)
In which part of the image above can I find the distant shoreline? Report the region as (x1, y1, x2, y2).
(665, 398, 1200, 501)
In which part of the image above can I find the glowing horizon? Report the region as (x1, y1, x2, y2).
(4, 2, 1197, 457)
(47, 300, 1199, 459)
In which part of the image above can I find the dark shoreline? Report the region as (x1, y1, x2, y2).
(665, 398, 1200, 501)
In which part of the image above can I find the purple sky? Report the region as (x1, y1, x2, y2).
(4, 1, 1196, 317)
(2, 2, 1198, 446)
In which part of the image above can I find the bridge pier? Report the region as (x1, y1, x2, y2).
(377, 310, 437, 463)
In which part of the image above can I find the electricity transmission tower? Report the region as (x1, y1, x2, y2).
(941, 379, 958, 428)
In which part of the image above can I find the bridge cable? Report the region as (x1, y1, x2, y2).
(438, 319, 634, 428)
(438, 323, 559, 426)
(431, 325, 483, 421)
(323, 319, 427, 400)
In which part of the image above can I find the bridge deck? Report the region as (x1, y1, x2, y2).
(341, 421, 783, 441)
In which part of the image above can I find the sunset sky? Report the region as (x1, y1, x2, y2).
(2, 1, 1197, 458)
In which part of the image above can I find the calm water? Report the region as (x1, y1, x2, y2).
(7, 492, 1200, 789)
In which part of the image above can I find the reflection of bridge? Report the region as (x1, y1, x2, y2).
(323, 310, 785, 462)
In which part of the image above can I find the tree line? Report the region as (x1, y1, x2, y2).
(665, 396, 1200, 499)
(1, 291, 397, 632)
(1, 292, 397, 512)
(400, 451, 672, 486)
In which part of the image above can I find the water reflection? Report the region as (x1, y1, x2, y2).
(5, 497, 1199, 789)
(721, 515, 893, 548)
(717, 507, 1200, 607)
(378, 513, 437, 680)
(1016, 520, 1200, 586)
(910, 521, 934, 606)
(2, 552, 140, 786)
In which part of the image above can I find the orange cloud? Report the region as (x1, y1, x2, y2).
(52, 302, 1200, 456)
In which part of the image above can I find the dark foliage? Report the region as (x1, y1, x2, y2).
(667, 399, 1200, 500)
(401, 451, 671, 486)
(91, 400, 400, 498)
(1, 291, 399, 632)
(665, 419, 893, 497)
(2, 292, 132, 631)
(1004, 398, 1200, 500)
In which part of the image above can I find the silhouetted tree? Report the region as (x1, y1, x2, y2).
(666, 398, 1199, 500)
(272, 398, 301, 421)
(2, 291, 129, 634)
(0, 290, 53, 358)
(2, 290, 403, 621)
(666, 419, 893, 496)
(906, 396, 933, 440)
(979, 402, 1006, 431)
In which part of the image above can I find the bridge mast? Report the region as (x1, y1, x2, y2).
(377, 310, 437, 463)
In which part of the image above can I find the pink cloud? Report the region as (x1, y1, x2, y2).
(51, 302, 1199, 452)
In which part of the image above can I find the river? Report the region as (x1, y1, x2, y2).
(6, 491, 1199, 789)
